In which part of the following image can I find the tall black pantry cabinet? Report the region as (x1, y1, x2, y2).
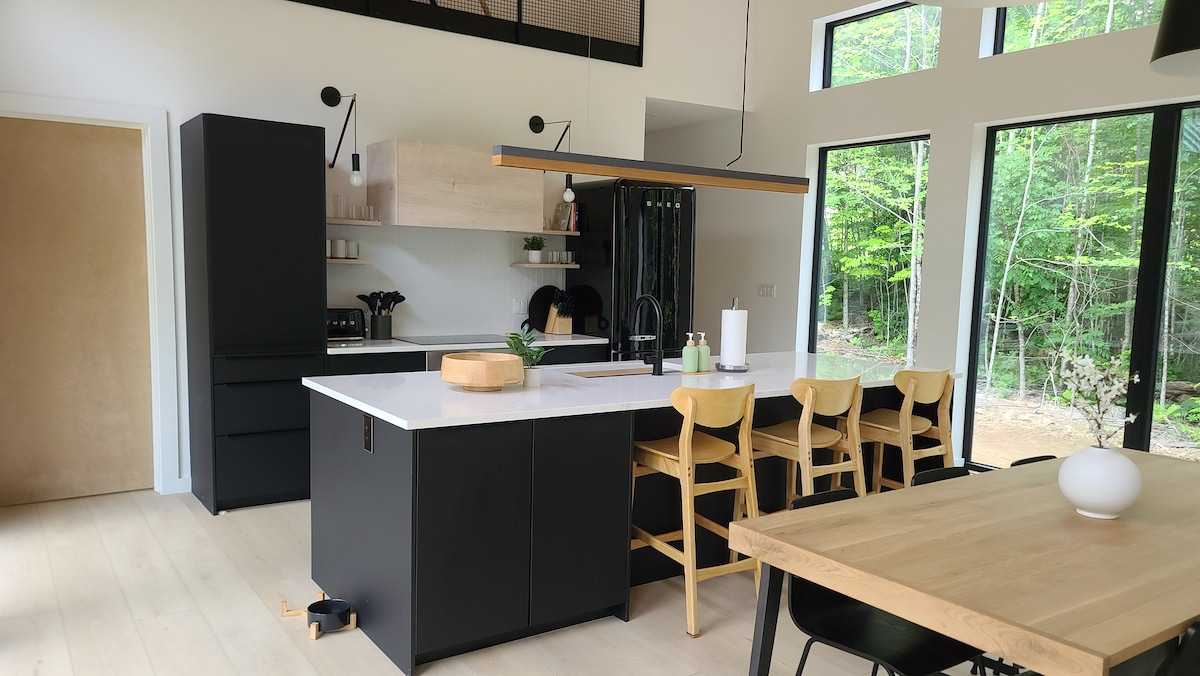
(182, 114, 326, 514)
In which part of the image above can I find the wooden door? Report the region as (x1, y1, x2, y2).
(0, 117, 152, 505)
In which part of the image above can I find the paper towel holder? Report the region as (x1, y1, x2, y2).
(717, 297, 750, 372)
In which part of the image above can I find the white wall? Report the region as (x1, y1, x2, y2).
(0, 0, 751, 488)
(645, 115, 804, 355)
(686, 0, 1200, 455)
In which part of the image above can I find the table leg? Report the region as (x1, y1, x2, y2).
(749, 563, 784, 676)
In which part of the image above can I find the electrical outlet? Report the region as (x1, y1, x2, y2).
(511, 297, 525, 315)
(758, 284, 776, 298)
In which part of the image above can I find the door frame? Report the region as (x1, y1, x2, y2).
(0, 92, 186, 494)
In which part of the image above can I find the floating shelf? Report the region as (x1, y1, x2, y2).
(512, 262, 580, 269)
(537, 229, 580, 237)
(327, 258, 369, 265)
(327, 218, 383, 227)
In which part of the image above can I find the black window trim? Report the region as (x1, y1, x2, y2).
(288, 0, 645, 67)
(807, 133, 933, 354)
(822, 1, 922, 90)
(993, 7, 1008, 56)
(962, 102, 1195, 471)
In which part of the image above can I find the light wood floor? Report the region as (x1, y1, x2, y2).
(0, 491, 978, 676)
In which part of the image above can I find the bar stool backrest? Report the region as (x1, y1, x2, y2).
(670, 385, 756, 429)
(790, 377, 861, 417)
(894, 370, 952, 405)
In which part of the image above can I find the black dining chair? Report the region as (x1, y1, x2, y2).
(911, 466, 970, 486)
(788, 489, 987, 676)
(1016, 621, 1198, 676)
(1010, 455, 1056, 467)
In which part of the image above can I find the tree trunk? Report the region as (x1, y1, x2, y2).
(1017, 316, 1027, 399)
(842, 271, 850, 331)
(986, 128, 1040, 391)
(906, 140, 925, 365)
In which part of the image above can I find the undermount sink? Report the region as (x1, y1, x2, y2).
(568, 367, 656, 379)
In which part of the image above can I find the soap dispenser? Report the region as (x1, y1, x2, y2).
(682, 332, 699, 373)
(696, 332, 711, 372)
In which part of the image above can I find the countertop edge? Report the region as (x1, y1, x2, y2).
(326, 334, 609, 355)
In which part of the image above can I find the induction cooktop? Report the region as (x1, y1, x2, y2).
(400, 334, 510, 345)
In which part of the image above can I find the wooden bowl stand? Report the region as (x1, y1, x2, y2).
(280, 592, 359, 640)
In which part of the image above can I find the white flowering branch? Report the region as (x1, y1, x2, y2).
(1059, 353, 1138, 449)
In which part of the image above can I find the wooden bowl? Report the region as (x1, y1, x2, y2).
(441, 352, 524, 392)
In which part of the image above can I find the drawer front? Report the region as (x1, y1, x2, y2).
(212, 354, 325, 384)
(326, 352, 425, 376)
(214, 381, 308, 435)
(214, 429, 309, 510)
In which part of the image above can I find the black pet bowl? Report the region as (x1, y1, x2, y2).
(307, 598, 352, 632)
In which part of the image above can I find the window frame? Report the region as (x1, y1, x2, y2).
(807, 134, 933, 354)
(821, 1, 931, 90)
(992, 2, 1165, 56)
(962, 103, 1193, 471)
(288, 0, 645, 67)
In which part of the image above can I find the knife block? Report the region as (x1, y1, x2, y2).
(545, 306, 573, 335)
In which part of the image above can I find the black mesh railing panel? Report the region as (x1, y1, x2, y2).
(408, 0, 518, 21)
(521, 0, 641, 46)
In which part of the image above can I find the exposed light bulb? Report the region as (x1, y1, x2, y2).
(350, 152, 364, 187)
(562, 187, 575, 203)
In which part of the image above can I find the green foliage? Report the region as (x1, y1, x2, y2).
(829, 4, 940, 88)
(506, 328, 552, 367)
(1003, 0, 1165, 54)
(522, 236, 545, 251)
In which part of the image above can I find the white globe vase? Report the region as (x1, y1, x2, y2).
(1057, 447, 1142, 520)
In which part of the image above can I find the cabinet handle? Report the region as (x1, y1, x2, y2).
(362, 414, 374, 454)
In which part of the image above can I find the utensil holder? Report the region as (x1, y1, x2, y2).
(370, 315, 392, 339)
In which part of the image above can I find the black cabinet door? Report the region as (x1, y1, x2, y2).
(530, 412, 631, 626)
(213, 381, 309, 435)
(414, 422, 532, 655)
(213, 429, 310, 510)
(201, 115, 326, 355)
(537, 343, 609, 366)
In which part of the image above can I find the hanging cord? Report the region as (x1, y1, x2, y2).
(727, 0, 751, 168)
(352, 94, 357, 154)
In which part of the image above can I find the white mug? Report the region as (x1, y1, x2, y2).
(332, 239, 348, 259)
(347, 241, 360, 259)
(325, 239, 332, 258)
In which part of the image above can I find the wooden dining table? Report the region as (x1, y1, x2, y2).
(729, 450, 1200, 676)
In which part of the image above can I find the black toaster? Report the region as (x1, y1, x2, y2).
(326, 308, 366, 341)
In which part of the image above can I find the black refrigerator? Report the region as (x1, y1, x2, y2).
(182, 114, 326, 514)
(566, 180, 695, 362)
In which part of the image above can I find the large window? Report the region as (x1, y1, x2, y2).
(811, 137, 930, 363)
(996, 0, 1165, 54)
(966, 104, 1199, 468)
(824, 3, 941, 89)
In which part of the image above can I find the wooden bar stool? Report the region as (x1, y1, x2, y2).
(859, 369, 953, 491)
(630, 384, 759, 637)
(750, 377, 867, 506)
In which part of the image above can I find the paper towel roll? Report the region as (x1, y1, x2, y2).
(720, 309, 748, 367)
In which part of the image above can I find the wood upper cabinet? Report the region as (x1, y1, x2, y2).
(366, 140, 543, 232)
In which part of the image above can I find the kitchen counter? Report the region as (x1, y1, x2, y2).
(326, 331, 608, 355)
(302, 351, 913, 430)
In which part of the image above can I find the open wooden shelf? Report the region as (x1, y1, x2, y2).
(537, 229, 580, 236)
(327, 218, 383, 227)
(512, 262, 580, 270)
(326, 258, 369, 265)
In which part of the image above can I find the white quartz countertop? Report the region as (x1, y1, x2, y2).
(327, 332, 608, 355)
(303, 351, 930, 431)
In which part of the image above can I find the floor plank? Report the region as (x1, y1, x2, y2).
(5, 492, 982, 676)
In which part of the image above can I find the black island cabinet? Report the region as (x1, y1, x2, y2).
(310, 393, 632, 674)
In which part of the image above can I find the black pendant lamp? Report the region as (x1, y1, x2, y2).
(1151, 0, 1200, 76)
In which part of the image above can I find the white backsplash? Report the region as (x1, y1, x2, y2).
(326, 225, 566, 337)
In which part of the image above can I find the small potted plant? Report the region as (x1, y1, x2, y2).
(506, 328, 552, 387)
(523, 235, 545, 264)
(1056, 353, 1142, 519)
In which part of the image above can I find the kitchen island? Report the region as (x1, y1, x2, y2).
(301, 352, 933, 673)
